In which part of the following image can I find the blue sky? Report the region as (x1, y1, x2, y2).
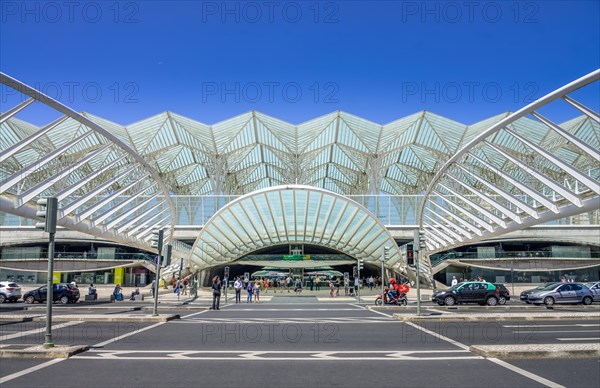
(1, 1, 598, 126)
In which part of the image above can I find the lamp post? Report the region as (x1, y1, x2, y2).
(35, 197, 58, 348)
(414, 230, 422, 316)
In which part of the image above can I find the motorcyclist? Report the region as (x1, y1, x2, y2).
(387, 278, 400, 302)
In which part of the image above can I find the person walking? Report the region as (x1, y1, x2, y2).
(246, 281, 254, 303)
(329, 278, 334, 297)
(253, 280, 260, 303)
(210, 276, 222, 310)
(234, 276, 242, 304)
(286, 275, 292, 293)
(334, 278, 340, 297)
(315, 276, 321, 291)
(368, 276, 374, 290)
(150, 279, 155, 297)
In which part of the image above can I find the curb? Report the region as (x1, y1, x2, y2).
(470, 344, 600, 359)
(393, 312, 600, 321)
(0, 345, 89, 359)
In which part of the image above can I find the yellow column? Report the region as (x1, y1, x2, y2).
(114, 267, 124, 285)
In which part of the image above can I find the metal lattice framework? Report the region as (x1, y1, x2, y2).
(0, 73, 176, 253)
(189, 185, 421, 281)
(419, 69, 600, 255)
(77, 111, 532, 196)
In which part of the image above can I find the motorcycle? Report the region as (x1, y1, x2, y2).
(375, 287, 408, 306)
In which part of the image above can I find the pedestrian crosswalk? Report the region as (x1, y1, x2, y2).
(176, 316, 395, 324)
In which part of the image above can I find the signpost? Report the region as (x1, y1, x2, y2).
(35, 197, 58, 348)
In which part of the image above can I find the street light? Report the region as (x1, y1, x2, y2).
(35, 197, 58, 348)
(151, 229, 164, 316)
(413, 229, 422, 316)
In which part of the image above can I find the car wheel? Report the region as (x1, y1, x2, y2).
(498, 296, 507, 305)
(25, 296, 35, 304)
(486, 297, 498, 306)
(582, 296, 593, 305)
(0, 294, 5, 303)
(543, 296, 555, 306)
(443, 296, 455, 306)
(60, 295, 69, 304)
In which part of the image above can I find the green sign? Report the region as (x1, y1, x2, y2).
(282, 255, 311, 260)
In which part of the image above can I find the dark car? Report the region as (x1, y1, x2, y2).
(23, 283, 80, 304)
(493, 283, 510, 305)
(520, 282, 560, 303)
(432, 281, 500, 306)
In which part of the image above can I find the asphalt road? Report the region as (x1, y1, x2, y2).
(1, 299, 599, 388)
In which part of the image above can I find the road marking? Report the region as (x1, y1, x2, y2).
(92, 321, 167, 348)
(0, 359, 64, 385)
(180, 310, 210, 319)
(74, 349, 481, 361)
(211, 308, 362, 311)
(365, 309, 565, 388)
(556, 337, 600, 341)
(487, 358, 565, 388)
(503, 324, 600, 328)
(512, 330, 600, 334)
(349, 303, 366, 310)
(0, 321, 82, 341)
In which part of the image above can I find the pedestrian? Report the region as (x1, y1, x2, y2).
(286, 275, 292, 293)
(451, 276, 458, 286)
(329, 279, 334, 297)
(88, 283, 97, 300)
(234, 276, 242, 303)
(182, 277, 188, 295)
(246, 281, 254, 303)
(561, 276, 567, 283)
(263, 278, 269, 294)
(113, 284, 123, 301)
(150, 279, 156, 297)
(253, 280, 260, 303)
(315, 276, 321, 291)
(210, 276, 221, 310)
(368, 276, 374, 290)
(354, 277, 359, 296)
(295, 278, 302, 294)
(130, 284, 140, 300)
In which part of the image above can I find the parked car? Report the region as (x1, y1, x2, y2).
(520, 282, 560, 303)
(526, 282, 594, 306)
(493, 283, 510, 305)
(584, 281, 600, 302)
(432, 281, 500, 306)
(0, 281, 22, 303)
(23, 283, 80, 304)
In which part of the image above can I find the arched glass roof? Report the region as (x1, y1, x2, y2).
(190, 185, 413, 277)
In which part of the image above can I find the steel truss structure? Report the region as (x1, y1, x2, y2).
(419, 69, 600, 255)
(0, 73, 177, 253)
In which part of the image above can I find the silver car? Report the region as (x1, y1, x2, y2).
(584, 281, 600, 302)
(0, 281, 22, 303)
(527, 282, 594, 306)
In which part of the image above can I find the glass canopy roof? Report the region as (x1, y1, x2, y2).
(189, 185, 415, 279)
(5, 108, 595, 198)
